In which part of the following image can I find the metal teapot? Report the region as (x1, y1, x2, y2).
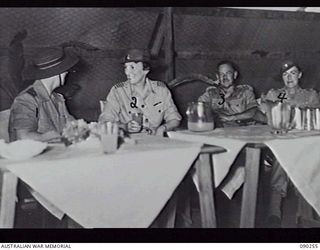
(263, 100, 295, 133)
(186, 102, 214, 132)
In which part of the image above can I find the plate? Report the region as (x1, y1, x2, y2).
(0, 139, 48, 160)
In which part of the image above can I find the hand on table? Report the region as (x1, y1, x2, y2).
(219, 114, 237, 122)
(154, 125, 166, 136)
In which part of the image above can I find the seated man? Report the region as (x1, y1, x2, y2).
(197, 61, 259, 199)
(198, 60, 258, 127)
(261, 61, 320, 227)
(99, 49, 181, 136)
(9, 47, 79, 142)
(8, 47, 79, 227)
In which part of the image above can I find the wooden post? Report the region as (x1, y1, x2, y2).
(149, 13, 165, 57)
(240, 147, 261, 228)
(164, 7, 175, 82)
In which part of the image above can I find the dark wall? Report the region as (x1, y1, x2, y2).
(1, 7, 320, 121)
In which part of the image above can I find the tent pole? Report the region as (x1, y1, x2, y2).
(164, 7, 175, 82)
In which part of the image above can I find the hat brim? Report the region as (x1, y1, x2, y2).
(23, 50, 79, 80)
(121, 59, 150, 64)
(280, 65, 297, 75)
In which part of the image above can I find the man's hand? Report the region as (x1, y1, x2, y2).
(44, 130, 62, 143)
(259, 102, 268, 114)
(16, 129, 61, 143)
(154, 125, 166, 136)
(127, 120, 142, 133)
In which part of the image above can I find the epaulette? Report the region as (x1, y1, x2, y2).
(25, 87, 39, 117)
(114, 82, 125, 89)
(237, 84, 253, 91)
(26, 88, 37, 97)
(265, 88, 279, 96)
(206, 86, 219, 94)
(268, 88, 276, 92)
(306, 88, 317, 94)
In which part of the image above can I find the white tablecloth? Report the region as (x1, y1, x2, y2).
(168, 125, 320, 214)
(1, 136, 202, 228)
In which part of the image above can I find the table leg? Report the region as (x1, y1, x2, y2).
(0, 171, 18, 228)
(195, 153, 217, 228)
(240, 147, 261, 228)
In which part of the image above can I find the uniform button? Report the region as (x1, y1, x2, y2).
(128, 111, 131, 114)
(141, 105, 145, 108)
(145, 118, 149, 122)
(158, 110, 161, 113)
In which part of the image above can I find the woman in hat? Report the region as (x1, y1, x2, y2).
(99, 49, 181, 136)
(9, 47, 79, 142)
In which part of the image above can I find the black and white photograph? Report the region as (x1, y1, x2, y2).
(1, 5, 320, 243)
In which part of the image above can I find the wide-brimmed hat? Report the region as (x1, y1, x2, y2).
(23, 47, 79, 80)
(280, 60, 300, 74)
(122, 49, 151, 64)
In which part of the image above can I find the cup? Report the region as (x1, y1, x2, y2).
(100, 122, 119, 154)
(132, 113, 143, 126)
(101, 134, 118, 153)
(131, 113, 143, 133)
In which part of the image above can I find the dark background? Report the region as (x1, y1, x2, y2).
(1, 7, 320, 122)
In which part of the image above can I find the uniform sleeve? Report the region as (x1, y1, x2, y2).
(308, 90, 320, 107)
(98, 87, 121, 123)
(10, 94, 38, 132)
(198, 88, 212, 102)
(162, 87, 182, 122)
(243, 87, 257, 109)
(56, 93, 76, 122)
(263, 89, 279, 102)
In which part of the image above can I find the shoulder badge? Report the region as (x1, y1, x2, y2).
(114, 82, 125, 89)
(207, 86, 219, 94)
(237, 84, 253, 91)
(306, 88, 317, 94)
(26, 88, 37, 97)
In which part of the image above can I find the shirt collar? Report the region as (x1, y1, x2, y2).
(32, 80, 63, 102)
(32, 80, 51, 101)
(129, 77, 155, 98)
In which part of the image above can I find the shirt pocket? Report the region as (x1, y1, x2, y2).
(38, 115, 54, 133)
(229, 98, 246, 113)
(148, 101, 165, 125)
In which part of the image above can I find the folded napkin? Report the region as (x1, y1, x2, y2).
(0, 139, 48, 160)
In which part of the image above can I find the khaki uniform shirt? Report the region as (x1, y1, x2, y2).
(198, 84, 257, 115)
(99, 78, 182, 131)
(263, 86, 320, 108)
(9, 80, 75, 141)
